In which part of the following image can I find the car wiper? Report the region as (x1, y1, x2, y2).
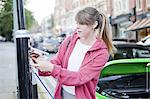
(101, 89, 129, 99)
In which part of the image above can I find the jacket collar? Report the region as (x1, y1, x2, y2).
(71, 32, 108, 52)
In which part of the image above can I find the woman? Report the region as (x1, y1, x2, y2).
(31, 7, 116, 99)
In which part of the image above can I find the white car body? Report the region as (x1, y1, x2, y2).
(137, 35, 150, 46)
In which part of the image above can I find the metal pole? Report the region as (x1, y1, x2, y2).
(16, 0, 26, 29)
(32, 72, 38, 99)
(13, 0, 19, 32)
(133, 6, 138, 41)
(14, 0, 38, 98)
(15, 30, 32, 99)
(13, 0, 19, 97)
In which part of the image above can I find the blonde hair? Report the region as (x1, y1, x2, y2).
(75, 7, 116, 54)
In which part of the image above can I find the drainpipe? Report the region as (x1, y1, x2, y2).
(133, 7, 138, 41)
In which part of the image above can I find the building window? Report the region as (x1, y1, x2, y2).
(114, 0, 129, 16)
(147, 0, 150, 7)
(136, 0, 142, 11)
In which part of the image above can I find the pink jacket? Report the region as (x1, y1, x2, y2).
(39, 32, 109, 99)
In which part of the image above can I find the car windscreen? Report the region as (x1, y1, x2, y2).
(113, 43, 150, 59)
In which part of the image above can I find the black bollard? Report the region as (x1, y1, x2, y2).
(15, 30, 32, 99)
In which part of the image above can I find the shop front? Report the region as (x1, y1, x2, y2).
(125, 12, 150, 41)
(110, 13, 133, 40)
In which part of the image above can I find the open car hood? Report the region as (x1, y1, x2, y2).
(100, 58, 150, 78)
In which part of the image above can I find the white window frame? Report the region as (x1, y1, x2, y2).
(147, 0, 150, 7)
(113, 0, 129, 16)
(136, 0, 142, 11)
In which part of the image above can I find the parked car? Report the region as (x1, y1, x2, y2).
(137, 35, 150, 46)
(57, 33, 66, 44)
(112, 41, 150, 60)
(31, 33, 43, 48)
(0, 35, 6, 42)
(96, 58, 150, 99)
(38, 37, 60, 53)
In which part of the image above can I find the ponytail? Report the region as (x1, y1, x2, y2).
(98, 13, 116, 54)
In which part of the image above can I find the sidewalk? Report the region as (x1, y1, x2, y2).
(0, 42, 56, 99)
(0, 42, 17, 99)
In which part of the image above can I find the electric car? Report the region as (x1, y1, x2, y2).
(96, 58, 150, 99)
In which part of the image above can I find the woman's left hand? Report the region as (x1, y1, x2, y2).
(30, 55, 54, 72)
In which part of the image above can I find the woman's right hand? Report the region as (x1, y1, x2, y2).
(29, 51, 40, 63)
(29, 53, 54, 72)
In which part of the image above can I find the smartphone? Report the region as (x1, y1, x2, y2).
(29, 47, 49, 63)
(29, 47, 49, 56)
